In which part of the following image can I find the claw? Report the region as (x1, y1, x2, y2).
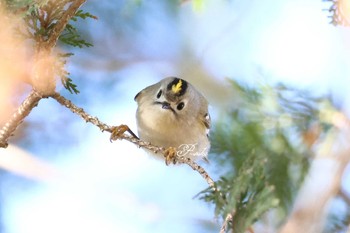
(110, 125, 139, 142)
(164, 147, 177, 165)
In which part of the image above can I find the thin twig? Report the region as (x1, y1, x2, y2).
(220, 213, 233, 233)
(51, 92, 111, 132)
(0, 90, 44, 148)
(50, 92, 216, 189)
(339, 187, 350, 206)
(119, 134, 216, 189)
(177, 157, 216, 189)
(120, 135, 216, 190)
(43, 0, 86, 50)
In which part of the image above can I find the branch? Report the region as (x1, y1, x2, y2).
(50, 92, 110, 132)
(220, 213, 233, 233)
(43, 0, 87, 50)
(339, 187, 350, 206)
(177, 156, 216, 189)
(50, 92, 216, 189)
(0, 90, 44, 148)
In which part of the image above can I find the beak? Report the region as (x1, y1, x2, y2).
(162, 102, 171, 109)
(155, 101, 176, 115)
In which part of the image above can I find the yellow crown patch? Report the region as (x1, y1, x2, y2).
(172, 79, 182, 94)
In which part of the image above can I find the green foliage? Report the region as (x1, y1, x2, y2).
(57, 8, 96, 93)
(59, 23, 93, 48)
(59, 10, 96, 48)
(61, 77, 80, 95)
(58, 53, 80, 95)
(57, 8, 95, 93)
(72, 9, 98, 21)
(4, 1, 95, 45)
(199, 80, 328, 232)
(200, 155, 279, 233)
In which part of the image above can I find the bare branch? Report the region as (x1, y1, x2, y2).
(339, 187, 350, 206)
(120, 135, 216, 190)
(0, 90, 44, 148)
(50, 92, 216, 189)
(220, 213, 233, 233)
(177, 156, 216, 189)
(51, 92, 110, 132)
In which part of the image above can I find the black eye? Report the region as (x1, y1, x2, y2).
(156, 90, 162, 98)
(177, 102, 185, 110)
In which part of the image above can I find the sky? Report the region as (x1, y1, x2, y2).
(1, 0, 350, 233)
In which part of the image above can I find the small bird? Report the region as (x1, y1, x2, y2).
(134, 77, 211, 164)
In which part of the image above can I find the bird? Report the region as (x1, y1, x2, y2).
(134, 77, 210, 165)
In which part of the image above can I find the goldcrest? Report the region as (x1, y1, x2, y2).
(135, 77, 210, 162)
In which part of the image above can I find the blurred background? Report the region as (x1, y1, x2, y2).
(1, 0, 350, 232)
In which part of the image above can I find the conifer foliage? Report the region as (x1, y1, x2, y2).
(200, 81, 331, 232)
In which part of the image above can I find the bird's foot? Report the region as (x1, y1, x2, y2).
(164, 147, 177, 165)
(110, 124, 138, 142)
